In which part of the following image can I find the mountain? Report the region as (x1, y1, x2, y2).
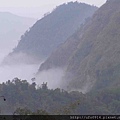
(39, 26, 85, 71)
(0, 12, 36, 53)
(2, 2, 97, 65)
(38, 0, 120, 93)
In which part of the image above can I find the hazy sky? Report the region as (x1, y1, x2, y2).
(0, 0, 106, 18)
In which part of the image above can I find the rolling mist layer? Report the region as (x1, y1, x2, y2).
(35, 68, 65, 89)
(0, 53, 66, 90)
(0, 48, 65, 89)
(0, 56, 40, 84)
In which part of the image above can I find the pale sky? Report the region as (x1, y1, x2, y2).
(0, 0, 106, 18)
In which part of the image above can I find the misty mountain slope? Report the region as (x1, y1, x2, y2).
(38, 0, 120, 93)
(2, 2, 97, 65)
(0, 12, 36, 52)
(38, 12, 96, 72)
(64, 0, 120, 92)
(38, 23, 88, 71)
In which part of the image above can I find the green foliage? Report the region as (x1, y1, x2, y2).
(0, 78, 120, 115)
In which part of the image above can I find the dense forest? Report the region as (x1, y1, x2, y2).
(0, 78, 120, 115)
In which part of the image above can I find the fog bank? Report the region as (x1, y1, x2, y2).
(35, 68, 65, 89)
(0, 63, 40, 84)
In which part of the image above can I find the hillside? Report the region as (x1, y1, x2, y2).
(64, 0, 120, 92)
(39, 25, 86, 71)
(38, 0, 120, 93)
(0, 12, 36, 52)
(2, 2, 97, 65)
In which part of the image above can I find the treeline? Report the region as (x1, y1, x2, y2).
(0, 78, 120, 115)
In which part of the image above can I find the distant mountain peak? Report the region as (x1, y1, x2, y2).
(2, 2, 97, 65)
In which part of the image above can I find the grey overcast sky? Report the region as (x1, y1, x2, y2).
(0, 0, 106, 18)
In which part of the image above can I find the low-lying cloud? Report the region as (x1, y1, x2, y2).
(35, 68, 65, 89)
(1, 52, 42, 66)
(0, 64, 40, 84)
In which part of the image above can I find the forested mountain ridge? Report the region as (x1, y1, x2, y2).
(39, 25, 86, 71)
(38, 0, 120, 93)
(2, 2, 97, 64)
(64, 0, 120, 92)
